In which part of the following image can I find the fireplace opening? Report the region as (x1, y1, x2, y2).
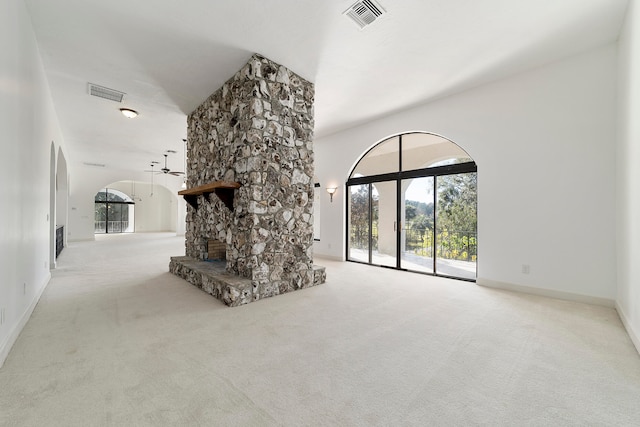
(207, 239, 226, 261)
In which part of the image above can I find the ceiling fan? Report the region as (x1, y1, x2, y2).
(145, 154, 184, 176)
(159, 153, 184, 176)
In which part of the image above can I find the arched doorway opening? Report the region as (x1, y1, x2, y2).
(93, 181, 179, 234)
(346, 132, 477, 281)
(49, 144, 69, 267)
(49, 143, 56, 268)
(56, 148, 68, 253)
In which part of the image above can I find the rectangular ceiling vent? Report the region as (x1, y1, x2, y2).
(87, 83, 125, 103)
(344, 0, 385, 29)
(82, 162, 106, 168)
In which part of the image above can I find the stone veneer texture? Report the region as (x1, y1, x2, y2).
(185, 54, 317, 301)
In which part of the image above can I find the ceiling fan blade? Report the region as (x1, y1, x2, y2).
(169, 171, 185, 176)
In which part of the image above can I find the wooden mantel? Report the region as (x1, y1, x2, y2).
(178, 181, 241, 211)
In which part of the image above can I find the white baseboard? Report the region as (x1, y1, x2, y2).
(313, 254, 344, 262)
(68, 237, 94, 242)
(476, 278, 615, 307)
(0, 272, 51, 368)
(615, 302, 640, 356)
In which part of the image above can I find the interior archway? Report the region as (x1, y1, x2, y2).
(49, 143, 56, 268)
(346, 132, 477, 281)
(56, 148, 68, 251)
(94, 181, 178, 233)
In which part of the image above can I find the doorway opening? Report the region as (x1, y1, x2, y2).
(94, 188, 135, 234)
(346, 132, 477, 281)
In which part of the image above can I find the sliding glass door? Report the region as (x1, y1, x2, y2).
(94, 188, 135, 234)
(435, 172, 477, 280)
(348, 182, 396, 268)
(346, 132, 477, 281)
(401, 177, 434, 274)
(348, 184, 370, 263)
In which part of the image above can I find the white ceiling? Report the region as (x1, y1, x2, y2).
(24, 0, 628, 176)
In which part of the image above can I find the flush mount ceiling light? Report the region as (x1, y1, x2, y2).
(119, 108, 138, 118)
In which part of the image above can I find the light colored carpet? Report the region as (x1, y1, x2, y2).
(1, 232, 639, 426)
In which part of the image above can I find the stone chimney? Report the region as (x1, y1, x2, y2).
(183, 54, 319, 301)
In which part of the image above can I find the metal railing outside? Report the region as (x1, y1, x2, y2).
(349, 226, 477, 262)
(94, 221, 129, 233)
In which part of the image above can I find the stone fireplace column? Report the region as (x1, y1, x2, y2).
(184, 53, 318, 302)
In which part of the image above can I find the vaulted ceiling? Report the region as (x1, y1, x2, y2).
(25, 0, 628, 176)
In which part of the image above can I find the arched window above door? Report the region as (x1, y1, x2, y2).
(95, 188, 133, 203)
(350, 132, 473, 179)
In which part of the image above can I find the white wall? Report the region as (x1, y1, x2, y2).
(616, 0, 640, 352)
(315, 43, 618, 302)
(0, 0, 68, 366)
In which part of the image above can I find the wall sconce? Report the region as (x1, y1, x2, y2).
(326, 187, 337, 202)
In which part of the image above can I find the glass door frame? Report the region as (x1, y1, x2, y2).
(347, 183, 373, 264)
(346, 161, 477, 281)
(347, 180, 398, 268)
(94, 188, 135, 234)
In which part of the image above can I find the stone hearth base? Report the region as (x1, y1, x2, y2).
(169, 256, 326, 307)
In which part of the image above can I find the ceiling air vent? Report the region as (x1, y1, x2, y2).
(88, 83, 125, 103)
(344, 0, 385, 29)
(82, 162, 106, 168)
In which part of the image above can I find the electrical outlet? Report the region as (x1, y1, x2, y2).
(522, 264, 530, 274)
